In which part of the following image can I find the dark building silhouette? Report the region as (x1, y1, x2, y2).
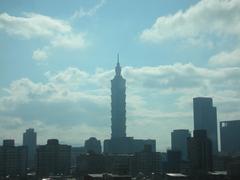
(71, 146, 87, 167)
(220, 120, 240, 154)
(76, 153, 105, 177)
(166, 150, 181, 173)
(104, 137, 156, 154)
(105, 154, 133, 175)
(171, 129, 191, 160)
(227, 156, 240, 179)
(193, 97, 218, 154)
(132, 145, 160, 176)
(111, 55, 126, 138)
(187, 130, 213, 176)
(36, 139, 71, 177)
(76, 153, 133, 177)
(76, 145, 160, 177)
(84, 137, 101, 154)
(0, 139, 27, 177)
(104, 58, 156, 154)
(23, 128, 37, 169)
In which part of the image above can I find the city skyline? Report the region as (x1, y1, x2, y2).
(1, 0, 240, 151)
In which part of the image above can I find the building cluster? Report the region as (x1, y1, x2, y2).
(0, 61, 240, 180)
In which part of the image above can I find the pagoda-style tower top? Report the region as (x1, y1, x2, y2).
(115, 54, 121, 76)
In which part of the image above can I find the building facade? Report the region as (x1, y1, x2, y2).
(71, 146, 86, 167)
(76, 153, 105, 177)
(132, 145, 160, 176)
(220, 120, 240, 154)
(166, 150, 181, 173)
(193, 97, 218, 154)
(171, 129, 191, 160)
(36, 139, 71, 177)
(187, 130, 213, 176)
(0, 140, 27, 178)
(23, 128, 37, 169)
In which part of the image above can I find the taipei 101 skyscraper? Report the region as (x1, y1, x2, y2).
(111, 54, 126, 138)
(103, 55, 156, 154)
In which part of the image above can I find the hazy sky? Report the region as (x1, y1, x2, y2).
(0, 0, 240, 151)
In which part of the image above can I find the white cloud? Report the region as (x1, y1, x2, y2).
(51, 33, 87, 49)
(0, 12, 71, 39)
(0, 64, 239, 150)
(32, 49, 48, 61)
(123, 63, 240, 92)
(0, 12, 87, 61)
(71, 0, 106, 19)
(140, 0, 240, 43)
(209, 49, 240, 67)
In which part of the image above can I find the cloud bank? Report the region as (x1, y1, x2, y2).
(0, 63, 239, 150)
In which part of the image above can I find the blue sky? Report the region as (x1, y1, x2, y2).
(0, 0, 240, 151)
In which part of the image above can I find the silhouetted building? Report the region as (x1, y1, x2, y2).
(36, 139, 71, 177)
(132, 145, 160, 176)
(187, 130, 213, 176)
(167, 150, 181, 173)
(193, 97, 218, 154)
(133, 139, 156, 152)
(76, 153, 105, 177)
(85, 137, 102, 154)
(105, 154, 133, 175)
(0, 139, 27, 177)
(71, 146, 87, 167)
(220, 120, 240, 154)
(23, 128, 37, 169)
(76, 153, 133, 177)
(227, 156, 240, 180)
(104, 137, 156, 154)
(171, 129, 191, 160)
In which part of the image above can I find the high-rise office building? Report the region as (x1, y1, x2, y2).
(187, 130, 213, 175)
(111, 56, 126, 138)
(171, 129, 191, 160)
(193, 97, 218, 154)
(84, 137, 102, 154)
(220, 120, 240, 154)
(23, 128, 37, 169)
